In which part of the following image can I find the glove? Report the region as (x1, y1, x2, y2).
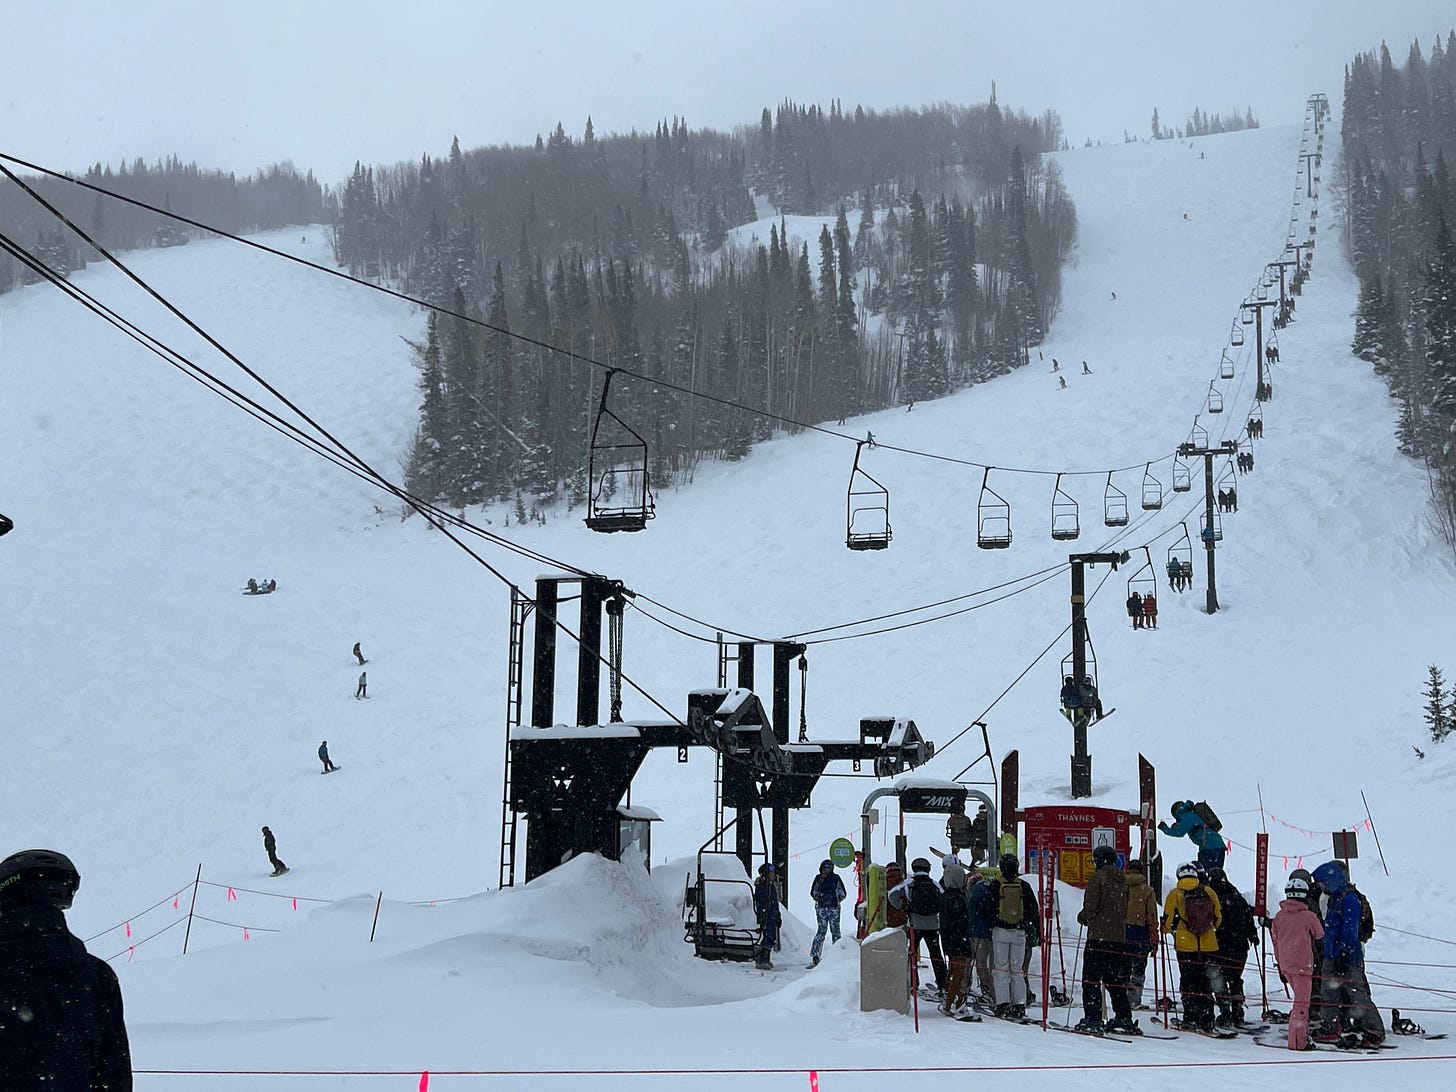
(1076, 911, 1087, 926)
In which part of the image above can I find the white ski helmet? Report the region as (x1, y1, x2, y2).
(1176, 862, 1200, 880)
(1285, 876, 1311, 899)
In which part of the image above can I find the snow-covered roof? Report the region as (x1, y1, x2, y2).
(616, 804, 662, 821)
(892, 773, 963, 791)
(509, 723, 643, 740)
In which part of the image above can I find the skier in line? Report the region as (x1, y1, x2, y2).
(261, 826, 287, 877)
(1311, 861, 1385, 1045)
(1162, 862, 1222, 1032)
(1159, 801, 1227, 870)
(1283, 868, 1325, 1029)
(318, 741, 337, 774)
(352, 642, 366, 666)
(937, 856, 973, 1015)
(1124, 857, 1160, 1010)
(965, 865, 995, 1005)
(355, 671, 368, 700)
(1076, 845, 1137, 1034)
(806, 860, 846, 968)
(1141, 591, 1158, 629)
(752, 863, 781, 970)
(1206, 866, 1259, 1026)
(991, 854, 1039, 1020)
(1271, 873, 1325, 1050)
(889, 857, 947, 999)
(0, 849, 133, 1090)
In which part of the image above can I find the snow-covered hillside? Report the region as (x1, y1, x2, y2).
(5, 115, 1456, 1088)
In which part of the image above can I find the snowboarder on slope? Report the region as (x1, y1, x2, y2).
(318, 741, 337, 774)
(352, 642, 366, 666)
(355, 672, 368, 700)
(261, 827, 287, 876)
(0, 849, 133, 1090)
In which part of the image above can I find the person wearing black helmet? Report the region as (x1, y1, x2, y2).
(1205, 865, 1259, 1027)
(888, 857, 947, 998)
(1077, 844, 1136, 1034)
(0, 849, 133, 1089)
(989, 854, 1039, 1019)
(806, 860, 847, 968)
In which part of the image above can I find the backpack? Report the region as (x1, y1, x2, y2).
(1190, 800, 1223, 832)
(997, 879, 1024, 926)
(1352, 886, 1375, 943)
(1182, 883, 1217, 936)
(909, 875, 940, 917)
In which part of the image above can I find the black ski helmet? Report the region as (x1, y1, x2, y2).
(0, 849, 80, 912)
(1092, 844, 1119, 867)
(999, 853, 1019, 878)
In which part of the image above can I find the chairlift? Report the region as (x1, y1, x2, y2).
(1249, 403, 1263, 426)
(1203, 508, 1224, 542)
(1103, 471, 1129, 528)
(845, 441, 892, 551)
(1141, 464, 1163, 510)
(585, 369, 656, 533)
(1167, 522, 1194, 585)
(1217, 458, 1237, 498)
(1189, 419, 1209, 450)
(977, 468, 1012, 549)
(1059, 635, 1100, 716)
(1051, 472, 1080, 541)
(1231, 321, 1245, 347)
(1219, 349, 1235, 380)
(1172, 455, 1192, 493)
(1256, 281, 1270, 302)
(1207, 381, 1225, 415)
(1240, 304, 1255, 326)
(1126, 546, 1158, 603)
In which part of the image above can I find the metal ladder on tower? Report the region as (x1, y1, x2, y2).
(712, 633, 742, 851)
(498, 587, 532, 889)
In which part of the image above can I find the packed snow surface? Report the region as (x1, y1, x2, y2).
(5, 118, 1456, 1088)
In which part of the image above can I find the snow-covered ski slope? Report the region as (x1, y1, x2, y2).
(5, 117, 1456, 1087)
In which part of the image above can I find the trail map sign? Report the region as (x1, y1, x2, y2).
(1023, 804, 1131, 888)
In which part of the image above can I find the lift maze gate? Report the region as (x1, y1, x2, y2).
(500, 572, 938, 961)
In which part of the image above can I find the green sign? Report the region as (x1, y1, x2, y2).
(829, 837, 856, 868)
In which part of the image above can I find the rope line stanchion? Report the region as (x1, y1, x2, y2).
(182, 864, 201, 956)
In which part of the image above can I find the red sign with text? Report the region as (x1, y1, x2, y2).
(1024, 804, 1132, 889)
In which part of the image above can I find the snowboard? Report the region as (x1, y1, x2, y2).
(322, 766, 342, 774)
(1253, 1035, 1388, 1054)
(269, 867, 290, 877)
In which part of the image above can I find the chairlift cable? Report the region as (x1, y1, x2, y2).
(0, 151, 1194, 484)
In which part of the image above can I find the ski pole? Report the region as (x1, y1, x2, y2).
(908, 923, 920, 1033)
(1055, 891, 1068, 995)
(1065, 923, 1084, 1026)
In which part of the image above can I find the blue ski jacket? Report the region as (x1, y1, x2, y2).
(1159, 804, 1226, 851)
(1312, 861, 1363, 963)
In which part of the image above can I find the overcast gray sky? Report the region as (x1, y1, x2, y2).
(3, 0, 1453, 186)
